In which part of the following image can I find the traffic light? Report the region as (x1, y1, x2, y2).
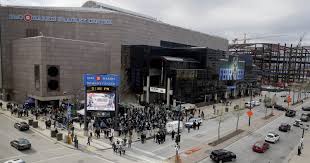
(47, 65, 60, 91)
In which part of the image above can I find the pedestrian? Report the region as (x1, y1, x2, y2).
(0, 102, 2, 109)
(193, 121, 196, 130)
(90, 132, 93, 142)
(201, 111, 205, 120)
(298, 145, 302, 156)
(187, 126, 190, 133)
(79, 120, 82, 128)
(87, 136, 91, 146)
(171, 130, 175, 140)
(128, 138, 132, 148)
(74, 135, 78, 149)
(119, 145, 123, 156)
(53, 120, 56, 128)
(197, 122, 200, 130)
(71, 132, 74, 142)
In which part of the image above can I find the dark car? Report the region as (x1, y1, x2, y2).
(279, 123, 291, 132)
(14, 122, 29, 131)
(285, 110, 296, 117)
(274, 104, 287, 111)
(252, 141, 269, 153)
(302, 107, 310, 111)
(210, 149, 236, 163)
(300, 114, 310, 122)
(10, 138, 31, 150)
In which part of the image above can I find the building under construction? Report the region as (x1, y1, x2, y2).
(229, 43, 310, 86)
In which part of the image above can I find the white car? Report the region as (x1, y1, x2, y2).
(184, 117, 203, 128)
(253, 101, 261, 106)
(265, 132, 280, 143)
(245, 102, 255, 108)
(4, 159, 26, 163)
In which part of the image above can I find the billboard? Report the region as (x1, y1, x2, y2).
(219, 56, 245, 81)
(87, 93, 115, 111)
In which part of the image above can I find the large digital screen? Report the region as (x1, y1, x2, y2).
(86, 93, 115, 111)
(219, 56, 245, 81)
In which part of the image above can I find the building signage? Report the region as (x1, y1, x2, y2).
(83, 74, 120, 87)
(8, 14, 112, 25)
(219, 56, 245, 81)
(150, 87, 166, 94)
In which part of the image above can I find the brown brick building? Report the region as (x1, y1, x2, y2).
(0, 1, 228, 104)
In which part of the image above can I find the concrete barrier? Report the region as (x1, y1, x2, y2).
(56, 133, 63, 141)
(32, 121, 38, 128)
(28, 119, 33, 126)
(51, 130, 57, 138)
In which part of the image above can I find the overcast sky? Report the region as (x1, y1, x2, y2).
(3, 0, 310, 45)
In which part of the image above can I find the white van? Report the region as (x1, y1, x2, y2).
(166, 121, 183, 133)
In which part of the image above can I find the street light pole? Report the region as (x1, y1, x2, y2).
(175, 100, 181, 162)
(249, 85, 252, 127)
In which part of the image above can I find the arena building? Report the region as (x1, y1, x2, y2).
(0, 1, 228, 105)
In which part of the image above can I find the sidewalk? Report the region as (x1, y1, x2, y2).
(286, 131, 310, 163)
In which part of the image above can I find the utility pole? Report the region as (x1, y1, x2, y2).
(249, 84, 252, 126)
(175, 100, 182, 163)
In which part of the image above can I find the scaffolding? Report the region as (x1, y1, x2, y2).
(229, 43, 310, 85)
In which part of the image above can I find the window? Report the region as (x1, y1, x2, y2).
(34, 65, 40, 90)
(26, 29, 39, 37)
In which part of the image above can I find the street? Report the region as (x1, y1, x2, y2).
(0, 112, 114, 163)
(200, 99, 310, 163)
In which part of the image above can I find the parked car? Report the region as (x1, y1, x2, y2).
(184, 117, 203, 128)
(285, 110, 296, 117)
(274, 104, 287, 111)
(10, 138, 31, 150)
(245, 102, 255, 108)
(4, 159, 26, 163)
(302, 106, 310, 111)
(14, 122, 29, 131)
(210, 149, 236, 162)
(279, 123, 291, 132)
(253, 101, 261, 106)
(293, 119, 303, 127)
(265, 132, 280, 143)
(300, 113, 310, 122)
(252, 141, 270, 153)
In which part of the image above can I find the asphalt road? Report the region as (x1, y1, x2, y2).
(0, 113, 114, 163)
(200, 100, 310, 163)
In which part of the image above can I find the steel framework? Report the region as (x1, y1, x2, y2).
(229, 43, 310, 85)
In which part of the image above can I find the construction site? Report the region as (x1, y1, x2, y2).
(229, 35, 310, 87)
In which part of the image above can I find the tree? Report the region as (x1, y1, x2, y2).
(232, 104, 243, 131)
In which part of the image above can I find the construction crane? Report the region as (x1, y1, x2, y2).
(297, 32, 306, 48)
(231, 34, 288, 44)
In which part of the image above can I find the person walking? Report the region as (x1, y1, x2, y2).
(87, 136, 91, 146)
(171, 130, 175, 140)
(187, 126, 190, 133)
(197, 122, 200, 130)
(74, 135, 78, 149)
(128, 138, 132, 148)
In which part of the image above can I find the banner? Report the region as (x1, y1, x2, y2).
(87, 93, 115, 111)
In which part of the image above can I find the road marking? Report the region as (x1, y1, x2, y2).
(0, 154, 27, 161)
(93, 155, 115, 163)
(31, 153, 80, 163)
(131, 146, 167, 160)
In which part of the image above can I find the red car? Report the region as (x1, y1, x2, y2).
(252, 141, 269, 153)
